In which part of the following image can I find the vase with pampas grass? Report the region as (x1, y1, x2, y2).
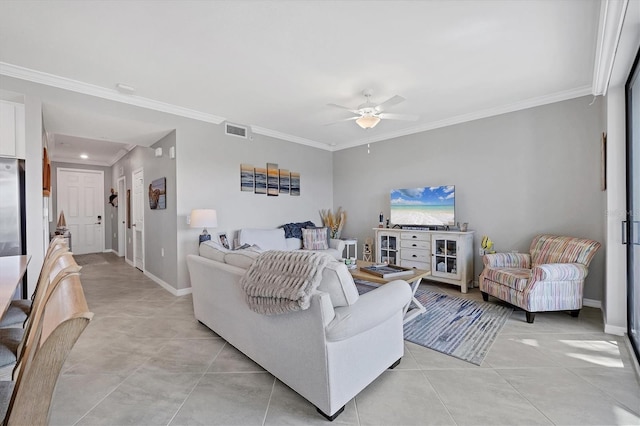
(319, 207, 346, 239)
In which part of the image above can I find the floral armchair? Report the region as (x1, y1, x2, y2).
(479, 234, 601, 323)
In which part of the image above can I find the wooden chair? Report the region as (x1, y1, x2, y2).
(0, 252, 81, 377)
(0, 274, 93, 425)
(0, 238, 70, 328)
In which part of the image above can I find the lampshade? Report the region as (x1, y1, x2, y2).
(190, 209, 218, 229)
(355, 115, 381, 129)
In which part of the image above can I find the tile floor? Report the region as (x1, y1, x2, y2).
(50, 253, 640, 425)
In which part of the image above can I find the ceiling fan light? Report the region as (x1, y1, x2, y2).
(356, 115, 381, 129)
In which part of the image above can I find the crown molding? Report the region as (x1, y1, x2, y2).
(592, 0, 629, 95)
(0, 62, 598, 154)
(250, 125, 330, 151)
(0, 62, 226, 124)
(334, 85, 593, 151)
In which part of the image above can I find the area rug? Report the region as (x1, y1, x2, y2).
(73, 253, 109, 266)
(355, 280, 512, 365)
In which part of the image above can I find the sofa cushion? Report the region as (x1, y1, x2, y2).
(224, 248, 261, 269)
(302, 227, 329, 250)
(239, 228, 287, 251)
(317, 261, 359, 307)
(286, 237, 302, 250)
(199, 240, 229, 262)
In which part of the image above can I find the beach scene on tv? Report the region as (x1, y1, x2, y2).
(390, 186, 455, 226)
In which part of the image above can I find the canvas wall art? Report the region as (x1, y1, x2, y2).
(267, 163, 279, 196)
(254, 167, 267, 194)
(240, 163, 299, 197)
(241, 164, 254, 192)
(149, 177, 166, 210)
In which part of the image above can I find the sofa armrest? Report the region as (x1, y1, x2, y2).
(483, 253, 531, 268)
(325, 280, 411, 342)
(329, 239, 345, 254)
(531, 263, 588, 282)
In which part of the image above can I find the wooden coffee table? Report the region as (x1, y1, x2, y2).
(349, 260, 430, 323)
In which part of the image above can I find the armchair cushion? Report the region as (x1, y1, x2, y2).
(531, 263, 588, 282)
(483, 253, 531, 269)
(483, 268, 531, 291)
(530, 234, 601, 266)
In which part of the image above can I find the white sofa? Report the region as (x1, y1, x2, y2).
(238, 228, 346, 260)
(187, 247, 411, 420)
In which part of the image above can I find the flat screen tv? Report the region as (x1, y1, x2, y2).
(390, 186, 455, 227)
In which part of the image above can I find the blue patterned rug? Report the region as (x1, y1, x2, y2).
(355, 280, 512, 365)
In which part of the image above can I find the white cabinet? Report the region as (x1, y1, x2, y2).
(0, 100, 26, 159)
(374, 228, 474, 293)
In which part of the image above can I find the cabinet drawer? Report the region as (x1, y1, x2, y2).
(400, 240, 430, 249)
(401, 248, 429, 262)
(401, 233, 430, 242)
(401, 259, 430, 270)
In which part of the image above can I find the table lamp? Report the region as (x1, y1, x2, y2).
(190, 209, 218, 243)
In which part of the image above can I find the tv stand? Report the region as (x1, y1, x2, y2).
(373, 228, 474, 293)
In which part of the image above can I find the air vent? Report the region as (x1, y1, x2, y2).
(225, 123, 248, 139)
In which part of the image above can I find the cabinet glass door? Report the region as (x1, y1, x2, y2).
(379, 234, 398, 264)
(433, 237, 459, 277)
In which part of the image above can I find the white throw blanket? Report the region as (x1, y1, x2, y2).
(241, 250, 334, 315)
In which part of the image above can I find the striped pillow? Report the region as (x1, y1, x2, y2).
(302, 227, 329, 250)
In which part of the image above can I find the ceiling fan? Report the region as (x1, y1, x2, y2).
(327, 89, 419, 129)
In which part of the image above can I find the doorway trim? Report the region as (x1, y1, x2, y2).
(117, 175, 126, 258)
(56, 167, 105, 255)
(132, 167, 145, 272)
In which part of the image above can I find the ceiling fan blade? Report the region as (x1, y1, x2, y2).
(377, 112, 419, 121)
(323, 116, 359, 126)
(374, 95, 405, 112)
(327, 103, 360, 114)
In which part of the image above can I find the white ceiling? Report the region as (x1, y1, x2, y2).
(0, 0, 605, 164)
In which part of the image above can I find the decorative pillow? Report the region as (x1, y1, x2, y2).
(280, 221, 315, 239)
(302, 227, 329, 250)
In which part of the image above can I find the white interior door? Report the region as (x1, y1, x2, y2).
(57, 168, 104, 255)
(132, 168, 144, 271)
(117, 176, 126, 257)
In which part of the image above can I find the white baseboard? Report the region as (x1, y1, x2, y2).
(604, 323, 627, 336)
(144, 270, 192, 296)
(125, 258, 133, 267)
(103, 249, 117, 254)
(583, 298, 601, 309)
